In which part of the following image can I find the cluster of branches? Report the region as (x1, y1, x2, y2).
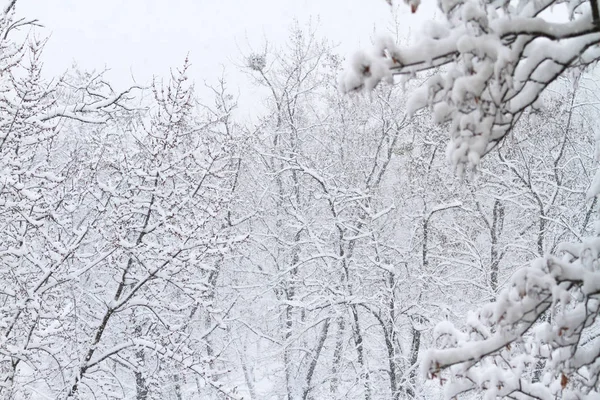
(342, 0, 600, 174)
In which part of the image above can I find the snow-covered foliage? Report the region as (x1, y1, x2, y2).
(340, 1, 600, 398)
(342, 0, 600, 174)
(424, 240, 600, 399)
(2, 1, 600, 399)
(421, 84, 600, 399)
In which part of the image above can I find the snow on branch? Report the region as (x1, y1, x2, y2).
(423, 246, 600, 399)
(341, 0, 600, 172)
(427, 200, 463, 219)
(31, 86, 140, 125)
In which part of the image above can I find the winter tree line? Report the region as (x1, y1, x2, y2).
(2, 0, 600, 399)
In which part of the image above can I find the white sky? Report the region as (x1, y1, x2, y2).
(16, 0, 435, 118)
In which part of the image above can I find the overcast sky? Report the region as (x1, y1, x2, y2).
(15, 1, 433, 117)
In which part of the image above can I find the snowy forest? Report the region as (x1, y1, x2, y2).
(2, 0, 600, 399)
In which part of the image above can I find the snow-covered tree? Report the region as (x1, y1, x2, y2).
(0, 3, 244, 395)
(0, 7, 140, 398)
(59, 59, 244, 400)
(231, 25, 498, 400)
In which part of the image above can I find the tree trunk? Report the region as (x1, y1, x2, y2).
(351, 305, 372, 400)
